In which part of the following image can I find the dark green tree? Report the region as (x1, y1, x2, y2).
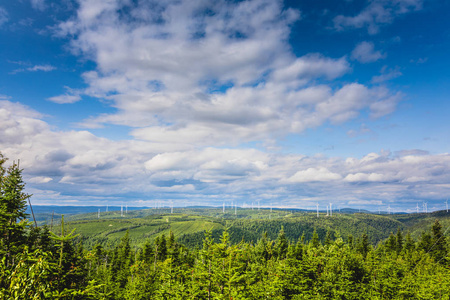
(138, 239, 154, 264)
(274, 226, 288, 259)
(430, 219, 447, 263)
(0, 157, 31, 265)
(396, 228, 403, 254)
(403, 231, 415, 252)
(385, 232, 397, 253)
(357, 232, 371, 258)
(310, 228, 320, 248)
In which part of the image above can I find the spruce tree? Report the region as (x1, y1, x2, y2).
(430, 219, 447, 263)
(274, 226, 288, 259)
(0, 156, 31, 264)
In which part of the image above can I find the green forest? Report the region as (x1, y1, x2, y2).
(1, 153, 450, 299)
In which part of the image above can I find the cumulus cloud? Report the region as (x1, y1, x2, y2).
(52, 0, 400, 147)
(1, 98, 449, 208)
(351, 41, 385, 63)
(2, 0, 444, 210)
(334, 0, 423, 34)
(28, 176, 53, 184)
(287, 167, 342, 183)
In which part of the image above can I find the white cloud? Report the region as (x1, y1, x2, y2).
(28, 176, 53, 184)
(287, 167, 342, 183)
(31, 0, 46, 11)
(53, 0, 399, 146)
(371, 66, 402, 83)
(47, 94, 82, 104)
(27, 64, 55, 72)
(351, 42, 385, 63)
(1, 98, 449, 208)
(270, 54, 350, 84)
(334, 0, 423, 34)
(345, 172, 386, 182)
(0, 7, 8, 27)
(11, 64, 56, 74)
(0, 0, 443, 209)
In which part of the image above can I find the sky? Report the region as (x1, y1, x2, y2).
(0, 0, 449, 212)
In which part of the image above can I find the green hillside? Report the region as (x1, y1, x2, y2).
(46, 208, 450, 250)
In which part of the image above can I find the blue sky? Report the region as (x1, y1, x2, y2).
(0, 0, 449, 212)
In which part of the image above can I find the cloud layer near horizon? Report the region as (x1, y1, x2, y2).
(1, 99, 449, 211)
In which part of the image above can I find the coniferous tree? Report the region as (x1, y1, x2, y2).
(385, 232, 397, 252)
(0, 158, 31, 264)
(138, 239, 154, 264)
(274, 226, 288, 259)
(310, 229, 320, 248)
(357, 232, 371, 258)
(403, 231, 415, 253)
(396, 228, 403, 255)
(430, 219, 447, 263)
(418, 231, 433, 252)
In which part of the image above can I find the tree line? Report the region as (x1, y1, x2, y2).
(1, 153, 450, 299)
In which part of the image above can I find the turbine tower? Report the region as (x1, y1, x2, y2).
(416, 203, 419, 214)
(223, 202, 225, 213)
(98, 209, 100, 219)
(316, 203, 319, 218)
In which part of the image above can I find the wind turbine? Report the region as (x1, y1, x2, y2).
(98, 209, 100, 219)
(223, 202, 225, 213)
(316, 203, 319, 218)
(326, 205, 329, 217)
(387, 205, 391, 215)
(416, 203, 419, 214)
